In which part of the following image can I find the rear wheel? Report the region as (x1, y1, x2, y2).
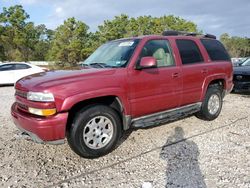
(67, 105, 122, 158)
(196, 85, 223, 121)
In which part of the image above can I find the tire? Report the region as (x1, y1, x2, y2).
(196, 85, 223, 121)
(67, 105, 122, 158)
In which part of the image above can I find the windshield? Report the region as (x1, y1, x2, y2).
(82, 39, 140, 68)
(241, 58, 250, 66)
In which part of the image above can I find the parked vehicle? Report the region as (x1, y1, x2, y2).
(233, 58, 250, 92)
(11, 31, 233, 158)
(231, 58, 246, 67)
(0, 63, 45, 85)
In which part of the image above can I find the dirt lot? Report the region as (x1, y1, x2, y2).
(0, 86, 249, 188)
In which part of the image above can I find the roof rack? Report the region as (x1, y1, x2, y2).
(162, 30, 216, 39)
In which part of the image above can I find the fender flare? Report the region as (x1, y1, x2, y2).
(58, 87, 130, 115)
(200, 74, 227, 101)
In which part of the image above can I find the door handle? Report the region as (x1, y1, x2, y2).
(201, 69, 208, 74)
(172, 72, 179, 78)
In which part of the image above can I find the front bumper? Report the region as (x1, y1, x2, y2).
(233, 81, 250, 92)
(11, 102, 68, 144)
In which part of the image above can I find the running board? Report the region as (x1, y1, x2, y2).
(131, 102, 202, 128)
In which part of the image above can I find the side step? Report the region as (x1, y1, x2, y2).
(131, 103, 202, 128)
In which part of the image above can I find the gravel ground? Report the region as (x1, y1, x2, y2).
(0, 86, 249, 188)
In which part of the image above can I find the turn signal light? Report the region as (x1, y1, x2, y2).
(28, 107, 56, 116)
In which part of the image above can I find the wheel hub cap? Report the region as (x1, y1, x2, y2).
(83, 116, 114, 149)
(208, 94, 220, 115)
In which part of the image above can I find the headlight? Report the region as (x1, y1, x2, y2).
(27, 92, 55, 102)
(28, 107, 56, 116)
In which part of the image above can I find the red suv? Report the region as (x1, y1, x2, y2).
(11, 31, 233, 158)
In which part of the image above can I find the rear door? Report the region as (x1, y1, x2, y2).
(175, 39, 207, 105)
(128, 39, 182, 118)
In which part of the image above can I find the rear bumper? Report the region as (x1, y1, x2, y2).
(11, 102, 68, 144)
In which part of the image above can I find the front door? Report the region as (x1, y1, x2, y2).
(128, 39, 182, 118)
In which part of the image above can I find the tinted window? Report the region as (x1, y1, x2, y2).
(15, 64, 31, 70)
(139, 40, 175, 67)
(201, 39, 230, 61)
(0, 64, 15, 71)
(176, 39, 204, 65)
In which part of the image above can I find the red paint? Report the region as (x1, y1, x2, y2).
(11, 102, 68, 141)
(139, 57, 157, 68)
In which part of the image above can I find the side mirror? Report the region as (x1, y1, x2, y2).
(136, 57, 157, 70)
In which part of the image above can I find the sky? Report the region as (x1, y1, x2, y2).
(1, 0, 250, 38)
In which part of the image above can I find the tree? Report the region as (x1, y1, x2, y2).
(0, 5, 52, 61)
(0, 25, 6, 61)
(98, 14, 130, 42)
(0, 5, 29, 61)
(32, 25, 54, 61)
(48, 17, 89, 67)
(97, 14, 198, 43)
(220, 33, 250, 57)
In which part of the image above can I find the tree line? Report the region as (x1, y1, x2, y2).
(220, 33, 250, 58)
(0, 5, 249, 68)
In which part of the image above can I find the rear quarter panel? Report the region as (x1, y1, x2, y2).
(200, 61, 233, 100)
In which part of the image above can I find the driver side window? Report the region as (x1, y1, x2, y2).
(139, 40, 175, 67)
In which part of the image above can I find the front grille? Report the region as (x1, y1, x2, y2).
(233, 74, 250, 82)
(15, 90, 27, 98)
(17, 102, 28, 111)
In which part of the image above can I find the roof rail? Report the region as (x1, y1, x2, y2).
(203, 34, 216, 39)
(162, 30, 216, 39)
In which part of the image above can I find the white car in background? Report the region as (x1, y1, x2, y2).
(0, 62, 46, 85)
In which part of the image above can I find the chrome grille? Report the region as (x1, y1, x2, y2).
(15, 90, 27, 98)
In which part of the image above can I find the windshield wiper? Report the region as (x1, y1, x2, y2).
(82, 62, 116, 68)
(81, 62, 117, 68)
(89, 63, 108, 68)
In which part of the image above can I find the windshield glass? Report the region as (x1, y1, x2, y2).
(82, 39, 140, 68)
(241, 58, 250, 66)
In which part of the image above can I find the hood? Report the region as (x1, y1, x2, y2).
(15, 68, 117, 91)
(233, 66, 250, 75)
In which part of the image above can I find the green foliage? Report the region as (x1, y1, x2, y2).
(48, 17, 89, 67)
(0, 5, 52, 61)
(0, 5, 29, 27)
(98, 14, 198, 43)
(220, 33, 250, 57)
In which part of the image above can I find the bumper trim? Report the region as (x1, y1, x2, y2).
(16, 123, 65, 145)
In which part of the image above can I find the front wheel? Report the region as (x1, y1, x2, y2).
(67, 105, 122, 158)
(196, 85, 223, 121)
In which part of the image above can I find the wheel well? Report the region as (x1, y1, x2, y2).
(202, 79, 226, 100)
(208, 79, 225, 90)
(66, 96, 123, 132)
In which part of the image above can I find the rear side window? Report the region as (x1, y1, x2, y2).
(176, 39, 204, 65)
(15, 64, 31, 70)
(201, 39, 230, 61)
